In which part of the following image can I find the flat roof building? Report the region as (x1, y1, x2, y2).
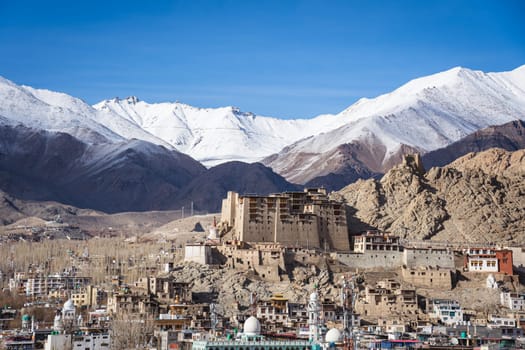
(220, 189, 349, 251)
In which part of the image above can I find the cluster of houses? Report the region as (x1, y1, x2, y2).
(2, 189, 525, 349)
(2, 231, 525, 349)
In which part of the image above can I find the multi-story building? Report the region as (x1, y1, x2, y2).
(155, 304, 211, 333)
(44, 333, 111, 350)
(9, 272, 92, 297)
(134, 276, 192, 303)
(71, 285, 99, 308)
(429, 299, 464, 325)
(401, 266, 455, 290)
(487, 315, 517, 329)
(257, 293, 291, 331)
(500, 292, 525, 311)
(218, 242, 287, 282)
(377, 317, 409, 334)
(220, 188, 349, 251)
(353, 232, 402, 253)
(355, 279, 418, 319)
(107, 290, 159, 316)
(464, 248, 513, 275)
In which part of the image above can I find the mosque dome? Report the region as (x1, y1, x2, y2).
(309, 292, 318, 302)
(325, 328, 342, 343)
(243, 316, 261, 336)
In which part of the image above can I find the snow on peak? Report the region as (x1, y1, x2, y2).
(0, 78, 173, 148)
(264, 64, 525, 180)
(1, 65, 524, 170)
(92, 97, 338, 166)
(125, 96, 140, 104)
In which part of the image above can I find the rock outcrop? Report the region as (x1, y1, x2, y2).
(335, 148, 525, 243)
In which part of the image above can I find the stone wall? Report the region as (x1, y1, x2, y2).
(401, 266, 455, 290)
(332, 247, 455, 270)
(403, 247, 455, 269)
(331, 251, 403, 270)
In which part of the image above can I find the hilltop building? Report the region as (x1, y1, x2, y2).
(220, 188, 349, 251)
(464, 248, 513, 275)
(353, 231, 402, 253)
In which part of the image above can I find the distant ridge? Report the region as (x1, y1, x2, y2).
(1, 65, 524, 212)
(263, 65, 525, 184)
(0, 123, 298, 213)
(422, 120, 525, 169)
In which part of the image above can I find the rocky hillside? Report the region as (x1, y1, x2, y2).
(174, 161, 300, 212)
(423, 120, 525, 169)
(334, 148, 525, 243)
(0, 123, 300, 213)
(0, 123, 206, 213)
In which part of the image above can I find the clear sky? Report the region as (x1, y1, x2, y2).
(0, 0, 524, 119)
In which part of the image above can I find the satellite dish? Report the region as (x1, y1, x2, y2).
(450, 337, 459, 345)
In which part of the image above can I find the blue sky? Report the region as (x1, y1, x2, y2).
(1, 0, 524, 119)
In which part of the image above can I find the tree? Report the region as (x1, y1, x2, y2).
(109, 311, 155, 350)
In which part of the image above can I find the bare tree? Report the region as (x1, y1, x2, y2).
(109, 311, 155, 350)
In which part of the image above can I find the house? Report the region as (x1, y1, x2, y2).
(429, 299, 464, 325)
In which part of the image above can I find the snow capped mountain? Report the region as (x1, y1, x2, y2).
(333, 65, 525, 154)
(93, 97, 341, 166)
(0, 77, 172, 147)
(0, 122, 206, 212)
(1, 65, 524, 178)
(263, 65, 525, 183)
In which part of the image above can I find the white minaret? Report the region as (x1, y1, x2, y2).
(208, 217, 219, 240)
(53, 310, 64, 333)
(308, 291, 322, 343)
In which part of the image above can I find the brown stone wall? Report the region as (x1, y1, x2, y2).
(401, 266, 454, 290)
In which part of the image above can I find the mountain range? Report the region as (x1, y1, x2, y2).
(0, 65, 524, 212)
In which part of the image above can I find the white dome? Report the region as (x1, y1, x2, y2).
(325, 328, 342, 343)
(310, 292, 318, 302)
(63, 299, 75, 312)
(243, 316, 261, 335)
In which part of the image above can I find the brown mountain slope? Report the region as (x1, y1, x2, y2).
(334, 148, 525, 244)
(422, 119, 525, 169)
(263, 135, 419, 188)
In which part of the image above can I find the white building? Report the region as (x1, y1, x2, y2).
(464, 248, 498, 272)
(184, 244, 213, 264)
(353, 232, 401, 253)
(45, 333, 111, 350)
(430, 299, 464, 325)
(9, 272, 91, 297)
(501, 292, 525, 311)
(45, 300, 110, 350)
(487, 315, 517, 329)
